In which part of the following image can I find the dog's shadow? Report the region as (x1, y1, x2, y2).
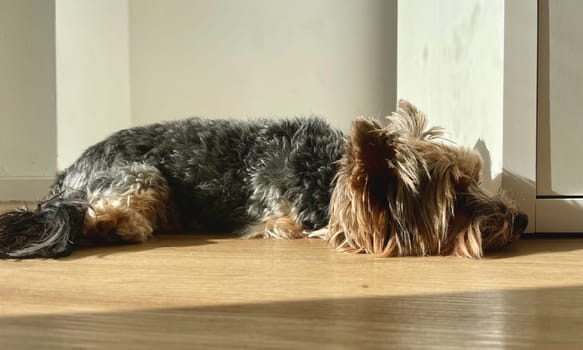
(67, 232, 583, 261)
(485, 235, 583, 260)
(68, 233, 226, 260)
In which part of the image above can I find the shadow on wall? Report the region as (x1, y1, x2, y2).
(473, 139, 494, 191)
(473, 138, 535, 232)
(474, 137, 583, 234)
(472, 138, 531, 200)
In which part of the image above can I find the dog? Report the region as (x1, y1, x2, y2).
(0, 100, 528, 259)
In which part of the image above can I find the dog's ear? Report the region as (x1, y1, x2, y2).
(346, 117, 394, 192)
(390, 99, 445, 139)
(348, 115, 427, 194)
(327, 117, 392, 255)
(327, 115, 425, 256)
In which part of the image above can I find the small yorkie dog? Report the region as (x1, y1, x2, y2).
(0, 100, 527, 259)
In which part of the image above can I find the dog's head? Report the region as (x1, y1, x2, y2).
(328, 100, 527, 258)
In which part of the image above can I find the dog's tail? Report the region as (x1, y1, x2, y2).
(0, 190, 88, 259)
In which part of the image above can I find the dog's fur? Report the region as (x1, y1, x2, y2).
(0, 100, 527, 259)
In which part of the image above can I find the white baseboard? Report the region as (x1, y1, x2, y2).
(536, 198, 583, 233)
(0, 177, 55, 201)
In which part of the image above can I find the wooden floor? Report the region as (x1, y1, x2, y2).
(2, 203, 583, 349)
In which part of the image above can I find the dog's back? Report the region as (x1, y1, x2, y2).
(0, 117, 345, 258)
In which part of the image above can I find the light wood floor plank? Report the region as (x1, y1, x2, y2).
(1, 203, 583, 349)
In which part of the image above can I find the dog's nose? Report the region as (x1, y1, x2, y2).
(514, 212, 529, 232)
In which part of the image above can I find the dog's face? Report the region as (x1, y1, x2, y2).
(328, 100, 527, 258)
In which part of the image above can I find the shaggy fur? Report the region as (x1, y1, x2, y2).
(0, 100, 527, 259)
(328, 102, 527, 258)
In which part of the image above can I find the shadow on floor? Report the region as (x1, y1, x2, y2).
(1, 284, 582, 349)
(65, 233, 583, 261)
(485, 235, 583, 259)
(69, 234, 227, 259)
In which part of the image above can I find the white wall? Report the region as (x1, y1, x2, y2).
(0, 0, 398, 200)
(398, 0, 504, 191)
(0, 0, 57, 200)
(56, 0, 131, 169)
(129, 0, 397, 130)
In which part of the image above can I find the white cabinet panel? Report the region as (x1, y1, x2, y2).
(537, 0, 583, 196)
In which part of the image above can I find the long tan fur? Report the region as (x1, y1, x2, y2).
(328, 100, 523, 258)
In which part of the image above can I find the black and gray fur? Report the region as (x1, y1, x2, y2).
(0, 117, 345, 258)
